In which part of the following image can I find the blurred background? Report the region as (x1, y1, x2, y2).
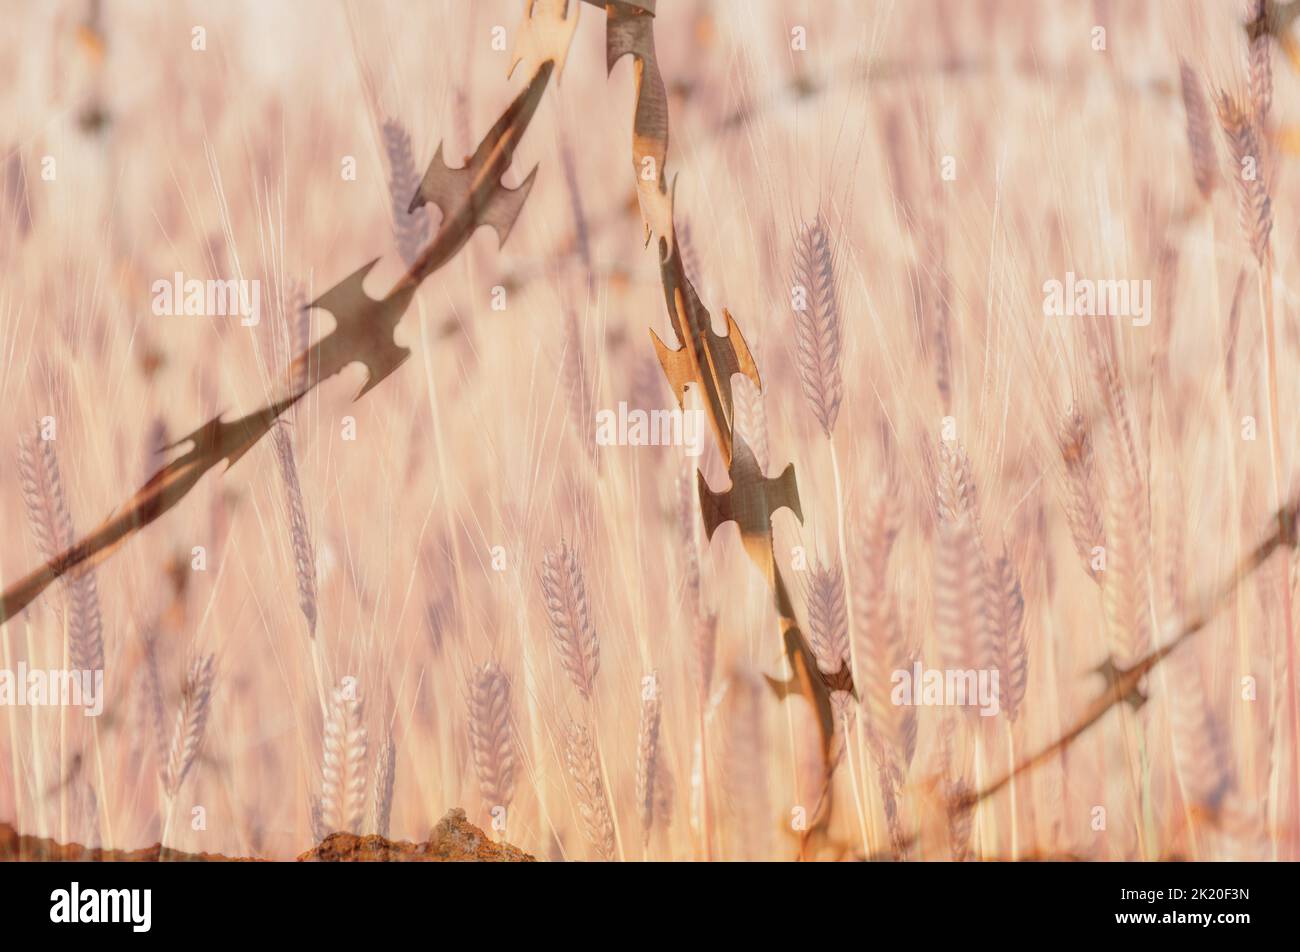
(0, 0, 1294, 861)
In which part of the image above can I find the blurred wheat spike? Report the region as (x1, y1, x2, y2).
(382, 118, 431, 267)
(16, 433, 104, 672)
(806, 560, 851, 680)
(320, 688, 368, 835)
(675, 463, 702, 625)
(161, 655, 215, 798)
(791, 217, 844, 438)
(371, 729, 396, 838)
(1100, 453, 1152, 667)
(1179, 61, 1219, 201)
(563, 719, 616, 860)
(940, 718, 974, 861)
(934, 441, 992, 677)
(1249, 29, 1273, 124)
(851, 476, 916, 766)
(635, 671, 663, 843)
(467, 661, 516, 820)
(1168, 650, 1233, 814)
(1058, 407, 1107, 583)
(562, 311, 596, 458)
(540, 540, 601, 699)
(732, 376, 771, 475)
(1216, 92, 1273, 265)
(985, 548, 1028, 723)
(270, 281, 317, 638)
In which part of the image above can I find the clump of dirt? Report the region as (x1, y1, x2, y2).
(0, 823, 253, 862)
(0, 809, 532, 862)
(299, 809, 534, 862)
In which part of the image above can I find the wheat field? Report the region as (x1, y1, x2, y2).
(0, 0, 1297, 862)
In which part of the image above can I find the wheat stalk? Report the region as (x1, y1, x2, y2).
(791, 216, 844, 438)
(320, 687, 367, 835)
(467, 661, 516, 823)
(540, 540, 601, 700)
(1230, 29, 1300, 855)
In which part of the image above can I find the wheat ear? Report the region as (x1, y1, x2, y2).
(16, 433, 104, 672)
(939, 717, 973, 861)
(732, 376, 771, 475)
(791, 216, 844, 438)
(1235, 31, 1300, 855)
(320, 688, 367, 835)
(271, 424, 316, 639)
(1100, 457, 1152, 667)
(382, 118, 431, 267)
(635, 670, 663, 848)
(850, 476, 916, 767)
(563, 719, 617, 861)
(1058, 407, 1107, 583)
(985, 548, 1027, 723)
(160, 654, 215, 798)
(1179, 61, 1218, 201)
(540, 540, 601, 699)
(467, 661, 516, 825)
(1216, 92, 1272, 266)
(806, 559, 851, 682)
(934, 441, 992, 678)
